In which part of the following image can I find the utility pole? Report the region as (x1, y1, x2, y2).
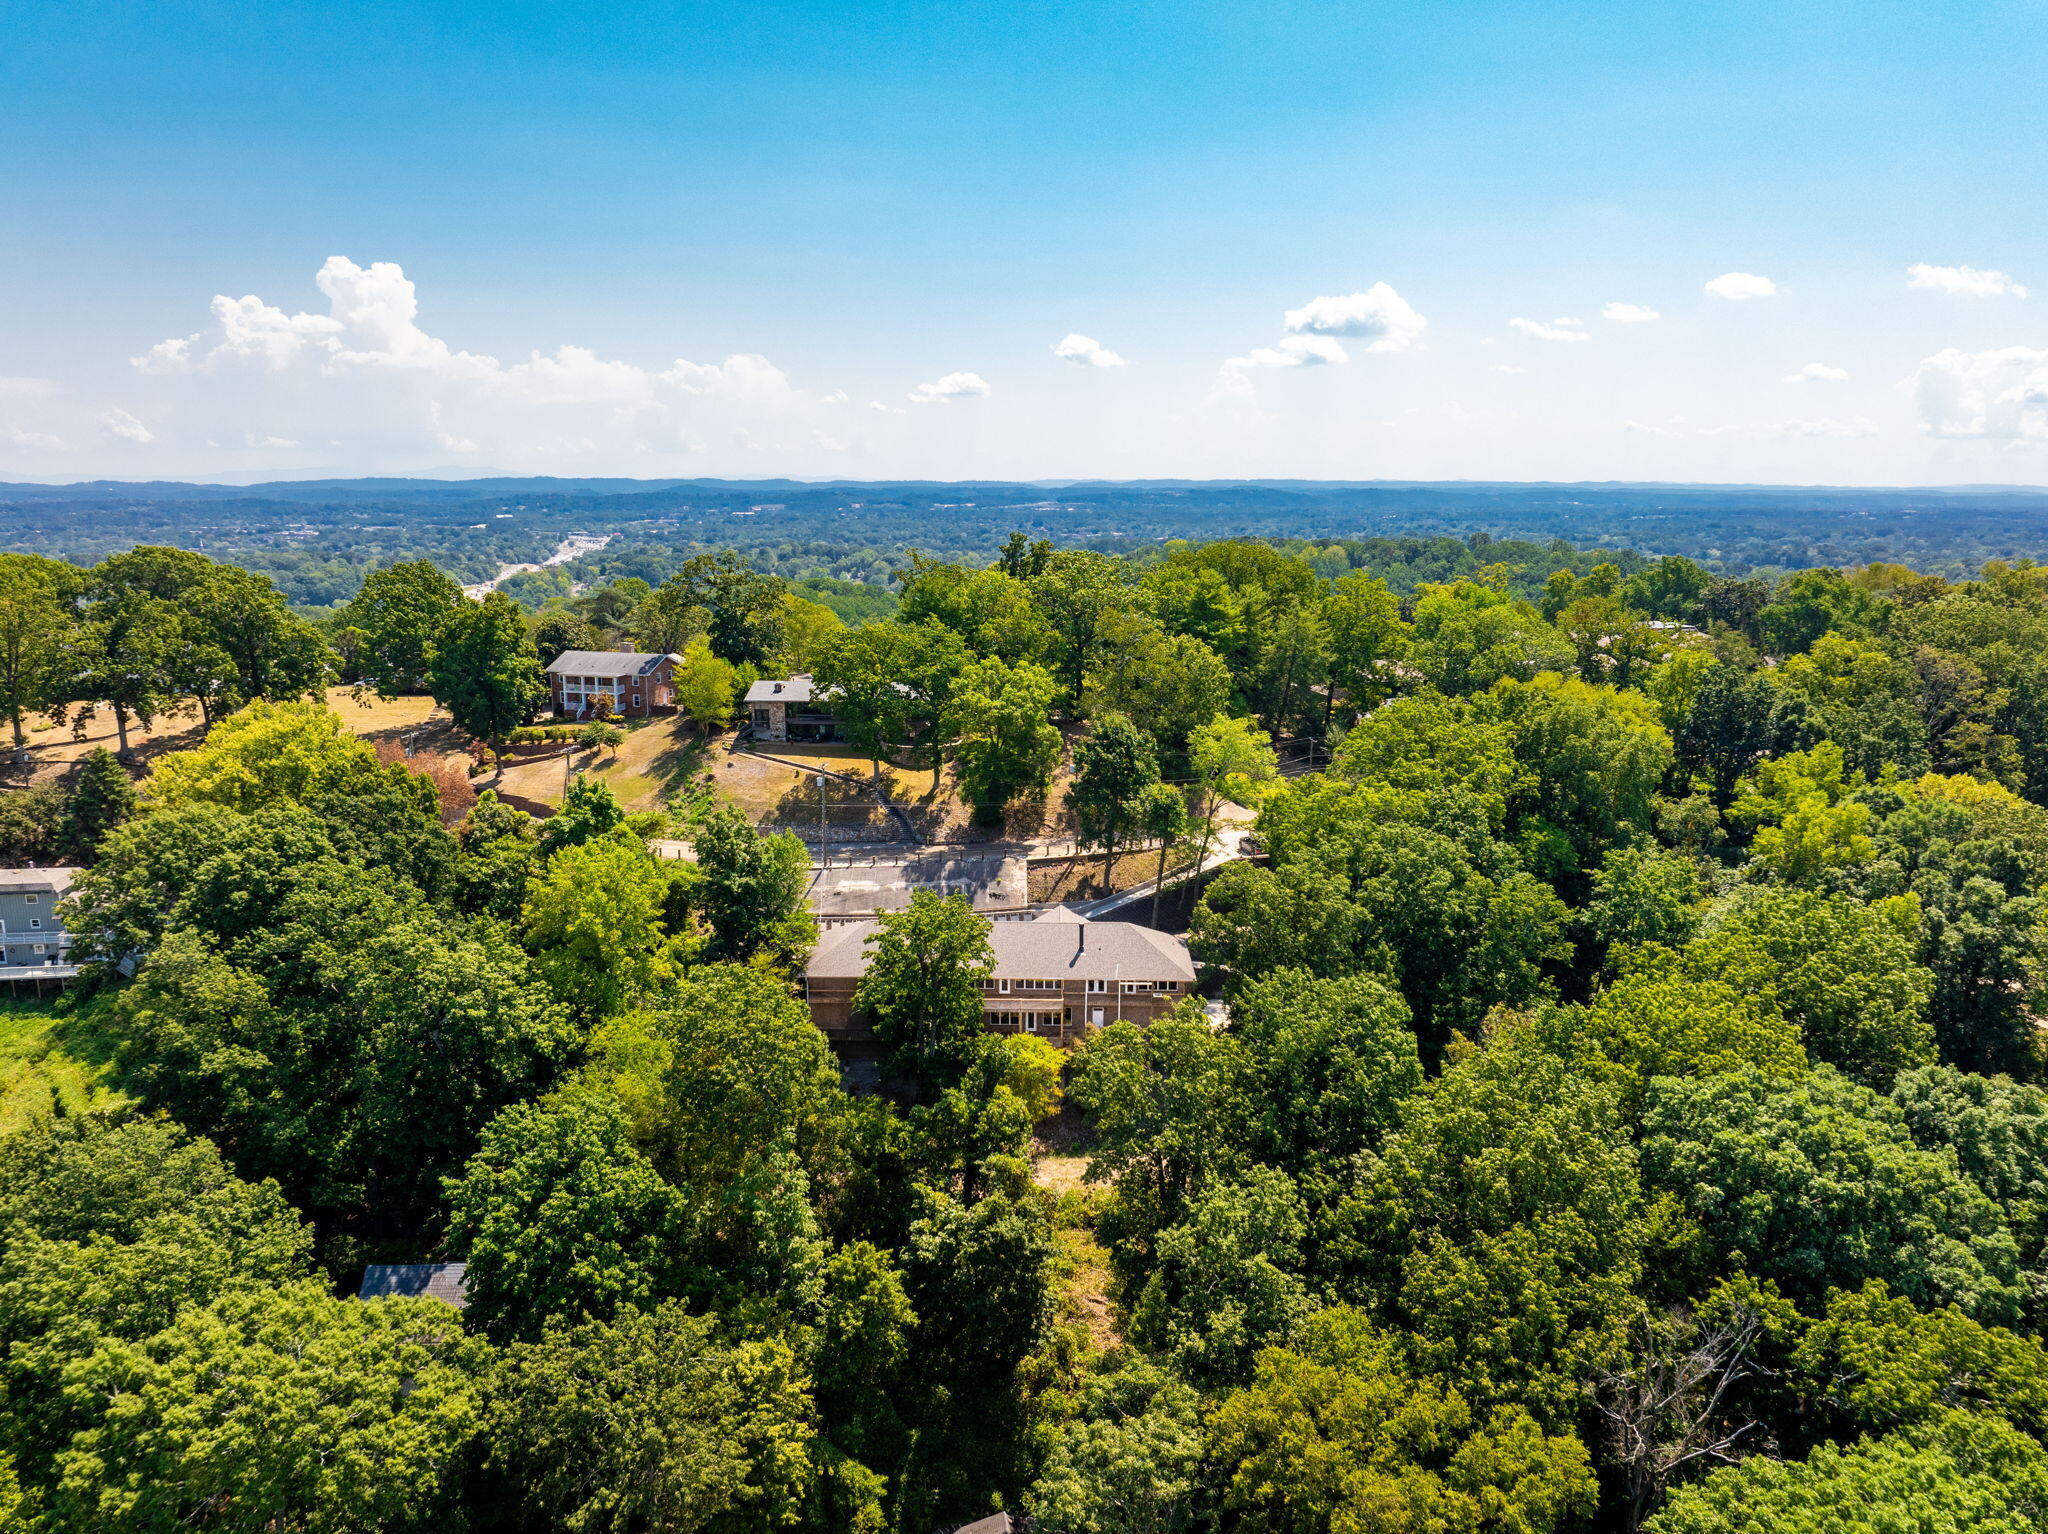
(816, 773, 827, 867)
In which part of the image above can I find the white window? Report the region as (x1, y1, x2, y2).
(998, 978, 1010, 994)
(32, 944, 43, 955)
(29, 919, 41, 931)
(22, 894, 35, 905)
(1086, 978, 1107, 993)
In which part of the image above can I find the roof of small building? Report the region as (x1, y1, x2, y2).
(807, 910, 1195, 985)
(358, 1262, 469, 1308)
(545, 649, 676, 677)
(744, 673, 822, 705)
(952, 1517, 1014, 1534)
(0, 867, 79, 897)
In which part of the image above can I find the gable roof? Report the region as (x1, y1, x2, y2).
(807, 911, 1195, 984)
(358, 1262, 469, 1308)
(546, 649, 676, 677)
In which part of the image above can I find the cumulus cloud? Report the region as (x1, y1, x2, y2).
(1281, 284, 1427, 352)
(1785, 362, 1849, 384)
(2, 426, 64, 450)
(92, 255, 887, 471)
(1495, 364, 1525, 375)
(100, 408, 154, 444)
(906, 372, 991, 404)
(1704, 272, 1777, 301)
(1052, 333, 1127, 368)
(1908, 263, 2028, 299)
(1603, 302, 1660, 323)
(1508, 316, 1590, 343)
(1778, 416, 1878, 438)
(1910, 345, 2048, 440)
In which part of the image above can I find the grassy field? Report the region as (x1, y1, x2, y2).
(494, 714, 711, 815)
(0, 997, 128, 1134)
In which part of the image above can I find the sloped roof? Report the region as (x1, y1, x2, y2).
(807, 911, 1195, 984)
(745, 673, 824, 705)
(0, 867, 78, 897)
(358, 1262, 469, 1308)
(545, 650, 675, 677)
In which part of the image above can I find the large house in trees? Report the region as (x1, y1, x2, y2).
(802, 908, 1196, 1049)
(744, 673, 847, 742)
(546, 650, 679, 719)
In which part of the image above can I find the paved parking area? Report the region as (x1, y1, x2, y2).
(808, 848, 1030, 916)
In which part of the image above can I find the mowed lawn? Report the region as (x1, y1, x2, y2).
(495, 713, 711, 815)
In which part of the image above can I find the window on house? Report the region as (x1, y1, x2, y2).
(1086, 978, 1107, 993)
(28, 920, 40, 931)
(1014, 978, 1058, 992)
(22, 895, 34, 905)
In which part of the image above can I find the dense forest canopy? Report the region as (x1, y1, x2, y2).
(8, 475, 2048, 608)
(8, 515, 2048, 1529)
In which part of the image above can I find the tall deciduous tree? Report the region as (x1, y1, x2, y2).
(688, 802, 815, 969)
(944, 656, 1062, 824)
(341, 559, 464, 696)
(1070, 712, 1161, 892)
(853, 891, 993, 1093)
(0, 553, 83, 759)
(431, 591, 547, 745)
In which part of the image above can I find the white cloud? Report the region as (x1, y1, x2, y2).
(1623, 419, 1673, 435)
(100, 408, 154, 444)
(1704, 272, 1778, 301)
(1508, 316, 1590, 343)
(1778, 416, 1878, 438)
(659, 353, 792, 402)
(907, 371, 990, 404)
(1282, 283, 1427, 352)
(868, 400, 902, 414)
(1910, 345, 2048, 440)
(1053, 333, 1127, 368)
(1602, 302, 1660, 323)
(1495, 364, 1526, 375)
(1784, 362, 1849, 384)
(2, 426, 64, 450)
(820, 389, 848, 404)
(1907, 263, 2028, 299)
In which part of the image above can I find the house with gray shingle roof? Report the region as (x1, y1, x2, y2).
(545, 649, 679, 720)
(804, 908, 1195, 1047)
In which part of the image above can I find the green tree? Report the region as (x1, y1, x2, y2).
(1409, 579, 1574, 695)
(687, 802, 815, 969)
(1646, 1409, 2048, 1534)
(341, 560, 464, 697)
(1024, 1362, 1203, 1534)
(142, 700, 382, 811)
(58, 748, 136, 862)
(1322, 569, 1410, 722)
(447, 1094, 686, 1343)
(1030, 549, 1142, 700)
(481, 1301, 821, 1534)
(0, 553, 82, 758)
(662, 552, 786, 667)
(1641, 1066, 2024, 1319)
(1682, 887, 1933, 1088)
(185, 563, 334, 713)
(1069, 1006, 1249, 1258)
(539, 774, 626, 855)
(81, 546, 216, 757)
(1127, 1165, 1316, 1385)
(944, 656, 1062, 824)
(1584, 847, 1707, 957)
(452, 790, 540, 920)
(853, 891, 992, 1092)
(673, 636, 738, 731)
(430, 591, 547, 745)
(1674, 663, 1808, 808)
(522, 826, 680, 1020)
(1206, 1305, 1597, 1534)
(1070, 712, 1161, 893)
(1086, 615, 1233, 764)
(1136, 781, 1191, 928)
(50, 1282, 481, 1534)
(1186, 714, 1279, 873)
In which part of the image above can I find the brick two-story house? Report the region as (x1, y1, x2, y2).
(802, 908, 1196, 1049)
(546, 650, 679, 720)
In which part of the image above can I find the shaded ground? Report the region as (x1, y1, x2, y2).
(1029, 845, 1199, 905)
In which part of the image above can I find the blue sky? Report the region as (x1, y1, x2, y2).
(3, 0, 2046, 482)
